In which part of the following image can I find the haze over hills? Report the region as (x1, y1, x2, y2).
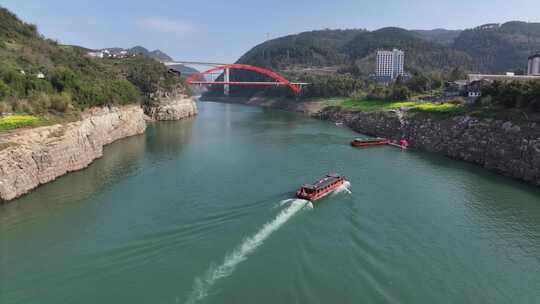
(237, 21, 540, 75)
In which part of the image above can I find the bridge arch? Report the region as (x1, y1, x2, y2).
(186, 64, 301, 94)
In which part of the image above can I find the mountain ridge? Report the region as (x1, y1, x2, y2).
(237, 21, 540, 75)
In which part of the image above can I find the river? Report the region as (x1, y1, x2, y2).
(1, 101, 540, 303)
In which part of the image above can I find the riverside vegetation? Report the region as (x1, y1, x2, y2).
(205, 21, 540, 119)
(0, 7, 190, 132)
(0, 7, 197, 202)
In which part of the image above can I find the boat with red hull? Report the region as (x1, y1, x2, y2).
(296, 174, 346, 201)
(351, 138, 389, 147)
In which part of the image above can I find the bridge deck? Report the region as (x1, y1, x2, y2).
(190, 81, 309, 86)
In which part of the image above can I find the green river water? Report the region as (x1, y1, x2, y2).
(1, 101, 540, 303)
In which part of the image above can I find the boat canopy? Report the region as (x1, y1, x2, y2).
(302, 175, 342, 191)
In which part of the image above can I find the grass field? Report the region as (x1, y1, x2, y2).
(0, 114, 43, 132)
(323, 98, 465, 116)
(411, 102, 465, 115)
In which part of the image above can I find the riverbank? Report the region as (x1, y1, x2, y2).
(3, 101, 539, 304)
(202, 95, 540, 187)
(0, 97, 197, 203)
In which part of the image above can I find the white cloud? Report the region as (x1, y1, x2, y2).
(138, 17, 195, 34)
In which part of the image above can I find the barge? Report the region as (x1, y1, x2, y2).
(351, 138, 409, 149)
(350, 138, 389, 147)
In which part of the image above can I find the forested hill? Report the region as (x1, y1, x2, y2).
(237, 28, 472, 76)
(412, 29, 462, 46)
(237, 21, 540, 75)
(453, 21, 540, 73)
(0, 7, 188, 116)
(237, 29, 362, 69)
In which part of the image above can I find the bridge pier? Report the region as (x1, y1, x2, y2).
(224, 68, 230, 96)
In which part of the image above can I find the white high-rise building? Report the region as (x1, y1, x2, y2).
(376, 49, 404, 80)
(528, 53, 540, 76)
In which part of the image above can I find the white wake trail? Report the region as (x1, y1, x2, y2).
(185, 199, 310, 304)
(333, 180, 352, 195)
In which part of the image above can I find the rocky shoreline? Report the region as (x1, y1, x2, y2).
(144, 90, 198, 121)
(0, 97, 197, 203)
(319, 107, 540, 186)
(204, 96, 540, 187)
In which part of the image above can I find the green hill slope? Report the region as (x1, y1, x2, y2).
(238, 21, 540, 76)
(453, 21, 540, 73)
(412, 29, 462, 46)
(237, 29, 362, 69)
(237, 27, 474, 77)
(0, 7, 187, 117)
(343, 27, 473, 75)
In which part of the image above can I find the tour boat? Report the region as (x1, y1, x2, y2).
(296, 174, 346, 201)
(350, 138, 389, 147)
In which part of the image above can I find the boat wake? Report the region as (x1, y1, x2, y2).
(279, 198, 314, 209)
(333, 180, 352, 195)
(185, 199, 311, 304)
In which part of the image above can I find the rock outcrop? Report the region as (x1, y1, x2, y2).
(320, 107, 540, 186)
(0, 105, 146, 202)
(144, 88, 197, 121)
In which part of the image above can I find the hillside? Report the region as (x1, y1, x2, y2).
(453, 21, 540, 73)
(343, 27, 473, 75)
(0, 7, 188, 117)
(126, 46, 199, 76)
(127, 46, 173, 61)
(237, 21, 540, 76)
(412, 29, 462, 46)
(237, 28, 473, 77)
(237, 29, 362, 69)
(106, 46, 199, 76)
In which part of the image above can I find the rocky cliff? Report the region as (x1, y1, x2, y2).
(320, 107, 540, 186)
(0, 105, 146, 202)
(145, 88, 198, 121)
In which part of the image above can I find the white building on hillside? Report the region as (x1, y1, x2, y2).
(87, 51, 104, 58)
(376, 49, 405, 81)
(528, 53, 540, 76)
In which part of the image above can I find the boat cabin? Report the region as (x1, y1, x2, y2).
(297, 174, 345, 201)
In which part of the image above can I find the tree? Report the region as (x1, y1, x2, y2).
(0, 80, 11, 100)
(449, 67, 467, 81)
(390, 85, 410, 101)
(406, 74, 430, 93)
(481, 80, 540, 112)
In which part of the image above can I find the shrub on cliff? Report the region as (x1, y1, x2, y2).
(0, 101, 11, 115)
(390, 85, 411, 101)
(104, 80, 141, 105)
(49, 92, 72, 112)
(481, 80, 540, 112)
(0, 80, 11, 100)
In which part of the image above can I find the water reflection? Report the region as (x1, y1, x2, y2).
(145, 118, 195, 157)
(0, 133, 148, 232)
(401, 150, 540, 264)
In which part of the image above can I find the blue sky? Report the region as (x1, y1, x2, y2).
(2, 0, 539, 62)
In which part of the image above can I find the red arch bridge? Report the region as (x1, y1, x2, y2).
(163, 61, 308, 95)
